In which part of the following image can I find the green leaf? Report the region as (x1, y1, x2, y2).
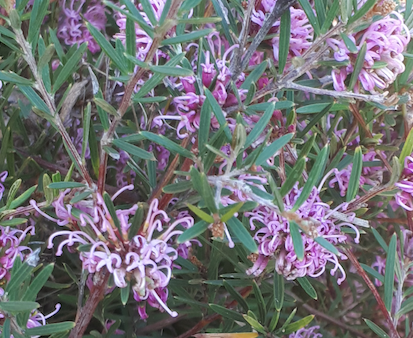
(94, 97, 119, 117)
(314, 236, 339, 255)
(384, 234, 397, 312)
(53, 43, 87, 93)
(280, 157, 306, 197)
(161, 29, 215, 45)
(82, 103, 92, 162)
(140, 131, 194, 158)
(278, 10, 290, 73)
(360, 263, 384, 284)
(400, 127, 413, 167)
(18, 85, 51, 115)
(0, 301, 39, 313)
(223, 280, 249, 312)
(348, 43, 367, 91)
(103, 192, 122, 234)
(128, 203, 144, 240)
(126, 17, 137, 72)
(25, 322, 75, 336)
(209, 304, 245, 322)
(255, 133, 293, 166)
(340, 33, 357, 53)
(49, 29, 65, 62)
(283, 315, 315, 335)
(6, 179, 21, 209)
(186, 204, 214, 223)
(0, 218, 27, 226)
(201, 173, 218, 214)
(296, 102, 347, 114)
(38, 44, 55, 73)
(297, 134, 316, 162)
(2, 318, 10, 338)
(6, 262, 33, 295)
(139, 0, 157, 25)
(86, 22, 128, 74)
(150, 65, 193, 77)
(297, 277, 317, 300)
(22, 264, 54, 302)
(198, 100, 211, 155)
(269, 310, 280, 332)
(321, 0, 339, 33)
(205, 88, 232, 141)
(116, 0, 154, 37)
(244, 102, 275, 148)
(290, 221, 304, 261)
(43, 174, 53, 206)
(363, 319, 390, 338)
(163, 181, 193, 193)
(133, 96, 167, 103)
(9, 185, 37, 209)
(241, 60, 267, 90)
(348, 0, 376, 24)
(0, 71, 32, 86)
(112, 139, 155, 161)
(220, 202, 244, 223)
(226, 217, 258, 253)
(27, 0, 48, 47)
(242, 315, 266, 334)
(121, 284, 130, 306)
(253, 280, 267, 323)
(297, 0, 320, 35)
(177, 220, 209, 243)
(293, 144, 329, 211)
(48, 182, 86, 189)
(298, 103, 334, 138)
(346, 146, 363, 202)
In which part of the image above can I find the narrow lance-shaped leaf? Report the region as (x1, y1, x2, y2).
(198, 100, 211, 155)
(244, 102, 275, 148)
(205, 88, 232, 141)
(253, 280, 267, 323)
(346, 146, 363, 202)
(226, 217, 258, 253)
(348, 43, 367, 91)
(140, 131, 194, 158)
(297, 277, 317, 300)
(384, 234, 397, 312)
(363, 319, 390, 338)
(186, 203, 214, 223)
(400, 127, 413, 167)
(112, 139, 156, 161)
(161, 29, 215, 45)
(280, 157, 306, 197)
(290, 221, 304, 261)
(278, 10, 290, 74)
(53, 43, 87, 93)
(255, 133, 294, 166)
(177, 220, 209, 243)
(283, 315, 315, 335)
(293, 144, 329, 211)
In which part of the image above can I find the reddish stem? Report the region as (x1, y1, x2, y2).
(344, 248, 400, 338)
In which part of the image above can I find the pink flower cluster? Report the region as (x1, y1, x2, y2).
(34, 186, 194, 318)
(328, 12, 410, 92)
(251, 1, 313, 66)
(57, 0, 107, 53)
(0, 172, 34, 291)
(246, 182, 360, 284)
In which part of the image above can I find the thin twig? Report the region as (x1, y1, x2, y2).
(344, 247, 400, 338)
(286, 82, 387, 104)
(230, 0, 297, 82)
(286, 290, 372, 338)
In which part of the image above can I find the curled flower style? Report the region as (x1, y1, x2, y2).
(289, 325, 323, 338)
(395, 155, 413, 211)
(329, 150, 384, 197)
(44, 187, 194, 318)
(0, 172, 34, 289)
(57, 0, 107, 53)
(0, 304, 61, 337)
(245, 180, 360, 284)
(154, 32, 247, 138)
(328, 11, 410, 92)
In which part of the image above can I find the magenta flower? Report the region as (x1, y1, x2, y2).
(395, 155, 413, 211)
(57, 0, 107, 53)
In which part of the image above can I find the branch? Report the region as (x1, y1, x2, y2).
(344, 248, 400, 338)
(286, 82, 387, 104)
(97, 0, 183, 194)
(230, 0, 297, 82)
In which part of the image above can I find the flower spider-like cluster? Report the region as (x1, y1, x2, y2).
(33, 186, 194, 318)
(289, 325, 323, 338)
(0, 172, 34, 292)
(57, 0, 107, 53)
(328, 10, 410, 92)
(395, 155, 413, 211)
(246, 179, 360, 284)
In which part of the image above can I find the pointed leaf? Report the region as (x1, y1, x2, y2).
(384, 234, 397, 312)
